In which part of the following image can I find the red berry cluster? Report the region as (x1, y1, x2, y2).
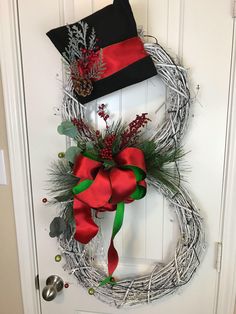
(72, 118, 95, 141)
(100, 147, 112, 160)
(72, 118, 87, 131)
(97, 104, 110, 128)
(100, 134, 116, 160)
(77, 47, 100, 78)
(104, 134, 116, 146)
(121, 113, 150, 147)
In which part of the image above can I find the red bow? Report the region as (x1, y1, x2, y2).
(72, 147, 146, 276)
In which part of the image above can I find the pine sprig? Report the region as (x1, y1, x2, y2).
(47, 160, 79, 203)
(108, 120, 127, 154)
(72, 22, 88, 48)
(88, 49, 106, 80)
(64, 23, 86, 62)
(63, 22, 95, 63)
(63, 22, 105, 98)
(89, 27, 96, 50)
(138, 140, 186, 191)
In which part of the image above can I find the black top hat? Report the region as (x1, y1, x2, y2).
(47, 0, 157, 104)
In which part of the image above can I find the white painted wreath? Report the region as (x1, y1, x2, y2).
(50, 42, 205, 308)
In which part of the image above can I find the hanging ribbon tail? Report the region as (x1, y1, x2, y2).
(102, 202, 125, 285)
(99, 202, 125, 287)
(108, 240, 119, 276)
(73, 198, 99, 244)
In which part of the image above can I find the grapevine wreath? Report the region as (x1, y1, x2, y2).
(45, 0, 205, 308)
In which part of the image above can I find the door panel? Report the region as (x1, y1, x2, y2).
(17, 0, 233, 313)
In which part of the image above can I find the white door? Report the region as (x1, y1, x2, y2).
(15, 0, 234, 313)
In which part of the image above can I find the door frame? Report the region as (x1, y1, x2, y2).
(0, 0, 41, 313)
(1, 0, 236, 313)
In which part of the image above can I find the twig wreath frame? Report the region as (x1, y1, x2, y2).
(52, 42, 205, 308)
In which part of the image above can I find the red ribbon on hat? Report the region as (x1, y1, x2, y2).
(72, 147, 146, 279)
(99, 37, 148, 80)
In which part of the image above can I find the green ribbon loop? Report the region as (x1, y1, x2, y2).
(122, 165, 146, 181)
(72, 179, 93, 195)
(130, 185, 146, 200)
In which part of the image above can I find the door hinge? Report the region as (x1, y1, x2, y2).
(233, 0, 236, 18)
(35, 274, 40, 290)
(215, 242, 223, 273)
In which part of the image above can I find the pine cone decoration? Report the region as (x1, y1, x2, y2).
(73, 78, 93, 97)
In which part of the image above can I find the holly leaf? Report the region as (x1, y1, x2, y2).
(49, 217, 67, 238)
(57, 121, 78, 138)
(65, 146, 81, 163)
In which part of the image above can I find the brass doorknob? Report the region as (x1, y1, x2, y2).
(42, 275, 64, 301)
